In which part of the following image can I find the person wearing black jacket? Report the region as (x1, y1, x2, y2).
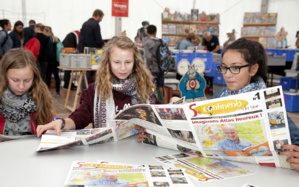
(77, 9, 104, 53)
(34, 23, 49, 83)
(23, 20, 35, 45)
(77, 9, 104, 89)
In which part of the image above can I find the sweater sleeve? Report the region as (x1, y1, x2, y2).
(288, 116, 299, 146)
(69, 83, 95, 129)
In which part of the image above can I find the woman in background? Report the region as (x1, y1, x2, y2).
(9, 20, 24, 48)
(44, 26, 61, 96)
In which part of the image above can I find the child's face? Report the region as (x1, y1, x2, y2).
(109, 46, 134, 80)
(6, 66, 34, 96)
(222, 50, 257, 91)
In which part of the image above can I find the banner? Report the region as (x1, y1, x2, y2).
(112, 0, 129, 17)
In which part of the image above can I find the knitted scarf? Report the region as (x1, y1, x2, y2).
(93, 74, 156, 128)
(220, 77, 267, 97)
(0, 88, 37, 135)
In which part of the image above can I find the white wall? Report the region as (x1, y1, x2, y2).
(0, 0, 298, 48)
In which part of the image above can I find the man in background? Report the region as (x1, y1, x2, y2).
(144, 25, 166, 103)
(77, 9, 104, 53)
(77, 9, 104, 88)
(202, 31, 220, 53)
(23, 19, 35, 45)
(134, 21, 149, 44)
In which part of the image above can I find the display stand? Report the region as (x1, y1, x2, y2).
(161, 17, 220, 47)
(58, 66, 96, 112)
(241, 12, 277, 48)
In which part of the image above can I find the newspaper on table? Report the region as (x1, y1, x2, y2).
(113, 86, 293, 169)
(64, 160, 194, 187)
(37, 120, 139, 152)
(0, 134, 34, 142)
(153, 152, 253, 183)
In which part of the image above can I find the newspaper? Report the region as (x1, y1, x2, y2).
(64, 160, 194, 186)
(0, 134, 34, 142)
(37, 120, 138, 152)
(153, 153, 253, 183)
(113, 86, 293, 169)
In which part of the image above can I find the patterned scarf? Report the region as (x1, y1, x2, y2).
(220, 77, 266, 97)
(94, 74, 156, 128)
(0, 88, 37, 135)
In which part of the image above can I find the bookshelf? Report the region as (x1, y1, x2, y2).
(241, 12, 277, 48)
(161, 20, 220, 47)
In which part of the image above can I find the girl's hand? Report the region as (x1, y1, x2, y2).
(279, 144, 299, 171)
(135, 125, 147, 142)
(36, 120, 63, 137)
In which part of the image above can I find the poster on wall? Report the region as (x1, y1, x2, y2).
(112, 0, 129, 17)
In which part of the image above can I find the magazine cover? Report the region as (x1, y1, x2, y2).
(168, 24, 177, 34)
(191, 9, 199, 21)
(183, 25, 190, 34)
(176, 24, 184, 35)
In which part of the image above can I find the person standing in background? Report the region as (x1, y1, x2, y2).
(44, 26, 61, 96)
(77, 9, 104, 53)
(77, 9, 105, 88)
(23, 20, 36, 45)
(134, 21, 150, 46)
(202, 31, 220, 53)
(62, 30, 80, 90)
(144, 25, 166, 103)
(34, 23, 50, 83)
(0, 19, 13, 60)
(9, 21, 24, 48)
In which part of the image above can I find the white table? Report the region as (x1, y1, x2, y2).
(0, 136, 298, 187)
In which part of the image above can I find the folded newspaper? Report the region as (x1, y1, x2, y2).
(113, 86, 293, 169)
(64, 160, 194, 186)
(37, 86, 293, 170)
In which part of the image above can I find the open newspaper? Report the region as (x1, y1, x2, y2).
(113, 86, 293, 169)
(37, 97, 186, 152)
(64, 160, 194, 186)
(37, 120, 138, 152)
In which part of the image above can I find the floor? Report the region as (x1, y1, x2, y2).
(49, 81, 299, 128)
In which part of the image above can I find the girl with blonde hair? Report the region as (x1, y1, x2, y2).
(37, 36, 160, 137)
(0, 48, 54, 135)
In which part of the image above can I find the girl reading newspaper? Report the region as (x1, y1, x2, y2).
(0, 48, 54, 136)
(37, 36, 160, 136)
(166, 38, 299, 171)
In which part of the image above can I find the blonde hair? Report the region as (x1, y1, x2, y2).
(35, 23, 45, 32)
(96, 36, 155, 101)
(0, 48, 54, 124)
(44, 26, 58, 43)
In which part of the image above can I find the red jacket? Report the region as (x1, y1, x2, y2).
(0, 112, 37, 135)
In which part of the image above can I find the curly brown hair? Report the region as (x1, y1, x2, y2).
(96, 36, 155, 101)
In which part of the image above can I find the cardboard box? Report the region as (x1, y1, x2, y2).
(60, 54, 91, 69)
